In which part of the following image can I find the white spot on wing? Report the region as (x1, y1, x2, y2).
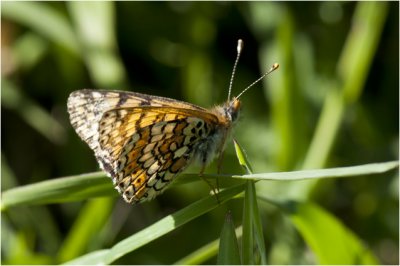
(174, 146, 188, 158)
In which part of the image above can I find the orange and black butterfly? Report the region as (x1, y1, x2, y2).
(67, 40, 278, 204)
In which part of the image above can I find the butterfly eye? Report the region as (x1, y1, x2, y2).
(232, 98, 241, 110)
(226, 98, 241, 122)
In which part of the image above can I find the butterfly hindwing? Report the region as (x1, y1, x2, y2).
(68, 89, 222, 203)
(99, 110, 218, 203)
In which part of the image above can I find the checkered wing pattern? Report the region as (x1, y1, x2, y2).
(67, 89, 220, 203)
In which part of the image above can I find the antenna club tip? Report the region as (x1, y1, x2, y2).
(272, 63, 279, 70)
(237, 39, 244, 53)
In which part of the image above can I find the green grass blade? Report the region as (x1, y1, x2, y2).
(174, 239, 219, 265)
(1, 2, 80, 56)
(1, 172, 114, 210)
(2, 161, 395, 210)
(2, 79, 66, 144)
(234, 139, 267, 264)
(175, 226, 243, 265)
(62, 250, 109, 265)
(286, 201, 379, 264)
(234, 161, 398, 181)
(300, 2, 389, 195)
(13, 33, 48, 71)
(233, 139, 254, 174)
(259, 197, 380, 264)
(338, 1, 389, 104)
(234, 139, 267, 263)
(57, 198, 114, 263)
(67, 2, 127, 88)
(251, 186, 268, 265)
(64, 183, 245, 265)
(234, 139, 253, 264)
(242, 181, 254, 265)
(217, 211, 241, 265)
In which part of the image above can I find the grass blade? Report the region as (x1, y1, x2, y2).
(64, 183, 245, 265)
(174, 239, 219, 265)
(2, 2, 80, 56)
(175, 226, 243, 265)
(242, 181, 254, 265)
(233, 139, 254, 174)
(252, 187, 268, 265)
(1, 172, 114, 210)
(234, 139, 268, 264)
(2, 161, 396, 210)
(287, 201, 379, 264)
(57, 198, 114, 263)
(234, 161, 398, 181)
(217, 211, 241, 264)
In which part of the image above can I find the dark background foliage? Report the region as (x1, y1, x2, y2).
(1, 2, 398, 264)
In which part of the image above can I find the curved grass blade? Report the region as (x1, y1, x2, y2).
(64, 183, 246, 265)
(2, 161, 396, 210)
(258, 196, 379, 264)
(1, 172, 114, 210)
(57, 198, 114, 263)
(2, 2, 80, 56)
(288, 201, 379, 264)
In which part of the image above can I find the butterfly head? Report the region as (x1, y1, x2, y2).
(227, 97, 241, 123)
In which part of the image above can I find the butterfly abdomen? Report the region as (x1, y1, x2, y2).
(192, 127, 225, 167)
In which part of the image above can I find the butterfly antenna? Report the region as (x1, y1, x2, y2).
(236, 63, 279, 100)
(227, 39, 244, 101)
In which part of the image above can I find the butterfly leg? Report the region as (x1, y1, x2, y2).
(215, 149, 226, 197)
(199, 164, 220, 204)
(215, 136, 229, 196)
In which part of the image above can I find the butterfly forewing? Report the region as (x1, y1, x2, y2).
(67, 41, 277, 204)
(67, 89, 224, 203)
(113, 115, 215, 203)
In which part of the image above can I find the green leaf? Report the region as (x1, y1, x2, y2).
(217, 211, 241, 265)
(62, 250, 109, 265)
(241, 180, 268, 265)
(242, 181, 254, 265)
(234, 161, 398, 181)
(234, 139, 254, 264)
(299, 1, 389, 199)
(251, 186, 267, 265)
(57, 198, 114, 263)
(174, 239, 219, 265)
(2, 161, 396, 210)
(234, 139, 267, 264)
(2, 79, 66, 144)
(67, 2, 127, 88)
(279, 200, 379, 264)
(1, 172, 114, 210)
(233, 139, 253, 174)
(1, 2, 80, 56)
(175, 226, 243, 265)
(64, 183, 245, 265)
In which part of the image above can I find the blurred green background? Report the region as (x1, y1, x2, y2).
(1, 1, 398, 264)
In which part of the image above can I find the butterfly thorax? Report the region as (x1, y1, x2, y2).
(192, 98, 241, 167)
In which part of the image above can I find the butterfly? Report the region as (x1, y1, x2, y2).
(67, 39, 278, 204)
